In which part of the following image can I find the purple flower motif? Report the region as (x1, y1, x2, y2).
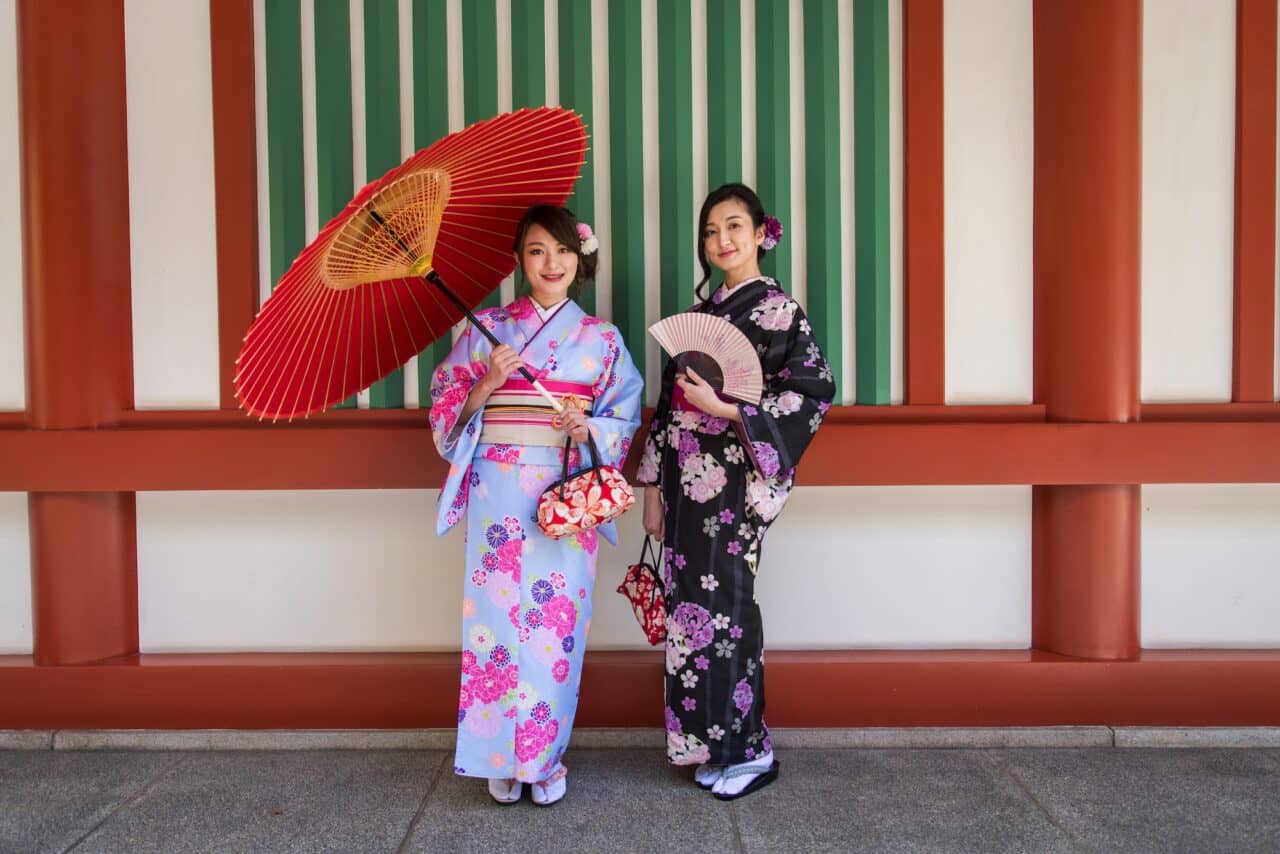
(682, 697, 697, 711)
(671, 602, 715, 651)
(752, 442, 781, 479)
(719, 509, 735, 524)
(745, 747, 756, 759)
(694, 655, 710, 671)
(458, 709, 466, 724)
(733, 678, 754, 716)
(524, 608, 543, 628)
(674, 553, 687, 569)
(762, 736, 773, 754)
(665, 707, 682, 733)
(727, 541, 743, 556)
(531, 579, 555, 604)
(485, 523, 509, 549)
(533, 701, 552, 723)
(469, 469, 481, 486)
(561, 634, 575, 654)
(489, 644, 511, 667)
(729, 625, 744, 640)
(677, 431, 700, 466)
(481, 553, 499, 571)
(742, 405, 759, 417)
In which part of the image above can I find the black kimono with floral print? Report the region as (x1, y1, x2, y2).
(636, 277, 835, 766)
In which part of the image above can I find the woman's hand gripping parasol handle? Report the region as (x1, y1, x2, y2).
(424, 271, 564, 413)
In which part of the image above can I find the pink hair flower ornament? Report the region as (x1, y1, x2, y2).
(761, 215, 784, 251)
(577, 222, 599, 255)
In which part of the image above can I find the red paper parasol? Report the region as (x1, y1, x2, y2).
(235, 106, 587, 420)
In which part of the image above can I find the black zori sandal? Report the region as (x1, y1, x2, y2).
(712, 759, 780, 801)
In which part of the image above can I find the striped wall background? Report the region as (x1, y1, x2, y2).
(253, 0, 913, 407)
(1, 1, 1279, 412)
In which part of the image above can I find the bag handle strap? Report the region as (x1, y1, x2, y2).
(557, 433, 605, 501)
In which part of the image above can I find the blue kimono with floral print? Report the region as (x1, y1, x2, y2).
(637, 277, 835, 767)
(429, 295, 643, 783)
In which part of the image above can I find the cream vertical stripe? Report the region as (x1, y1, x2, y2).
(0, 0, 23, 410)
(125, 0, 220, 409)
(787, 0, 806, 307)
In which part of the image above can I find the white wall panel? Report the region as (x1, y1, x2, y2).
(0, 493, 31, 654)
(1141, 0, 1236, 402)
(943, 0, 1033, 404)
(753, 486, 1031, 649)
(0, 0, 24, 411)
(125, 0, 221, 408)
(138, 490, 456, 651)
(139, 486, 1030, 652)
(1143, 485, 1280, 648)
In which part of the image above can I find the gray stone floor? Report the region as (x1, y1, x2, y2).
(3, 747, 1279, 853)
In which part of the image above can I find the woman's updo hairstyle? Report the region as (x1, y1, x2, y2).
(511, 204, 597, 299)
(695, 182, 767, 301)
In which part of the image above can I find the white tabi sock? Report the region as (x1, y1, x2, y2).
(711, 751, 775, 798)
(695, 764, 724, 788)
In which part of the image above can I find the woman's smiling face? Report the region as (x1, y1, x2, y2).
(702, 198, 764, 277)
(517, 223, 579, 305)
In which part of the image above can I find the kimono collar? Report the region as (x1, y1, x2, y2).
(510, 296, 586, 378)
(705, 276, 773, 310)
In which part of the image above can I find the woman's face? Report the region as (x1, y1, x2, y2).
(516, 223, 579, 305)
(702, 198, 764, 277)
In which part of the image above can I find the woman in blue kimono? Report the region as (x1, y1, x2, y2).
(428, 205, 643, 806)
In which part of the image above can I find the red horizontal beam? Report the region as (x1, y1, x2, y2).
(3, 650, 1280, 728)
(2, 418, 1280, 490)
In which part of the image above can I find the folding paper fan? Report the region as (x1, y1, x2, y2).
(648, 313, 763, 404)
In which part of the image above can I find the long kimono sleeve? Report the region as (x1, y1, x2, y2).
(735, 301, 836, 489)
(428, 323, 492, 534)
(585, 322, 644, 470)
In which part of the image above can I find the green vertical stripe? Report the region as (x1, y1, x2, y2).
(755, 0, 791, 288)
(511, 0, 546, 109)
(608, 0, 646, 384)
(265, 1, 304, 289)
(705, 0, 742, 189)
(414, 0, 454, 401)
(558, 0, 596, 314)
(364, 0, 404, 407)
(854, 0, 890, 404)
(463, 0, 500, 311)
(803, 0, 843, 399)
(658, 0, 693, 319)
(315, 0, 357, 408)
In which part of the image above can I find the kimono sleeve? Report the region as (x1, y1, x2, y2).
(427, 322, 490, 466)
(585, 322, 644, 470)
(736, 301, 836, 480)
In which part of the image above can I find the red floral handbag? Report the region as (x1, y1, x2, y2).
(536, 435, 635, 539)
(617, 535, 667, 646)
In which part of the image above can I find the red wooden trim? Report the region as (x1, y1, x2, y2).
(1233, 0, 1278, 402)
(902, 0, 945, 404)
(4, 650, 1280, 728)
(2, 420, 1280, 491)
(210, 0, 262, 410)
(18, 0, 134, 427)
(1032, 2, 1142, 661)
(18, 0, 139, 666)
(115, 404, 1045, 428)
(1142, 402, 1280, 421)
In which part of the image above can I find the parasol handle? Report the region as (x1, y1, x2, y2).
(424, 271, 564, 413)
(361, 207, 563, 413)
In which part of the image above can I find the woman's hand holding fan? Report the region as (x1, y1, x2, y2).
(648, 313, 764, 408)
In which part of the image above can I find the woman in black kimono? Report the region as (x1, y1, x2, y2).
(636, 183, 835, 800)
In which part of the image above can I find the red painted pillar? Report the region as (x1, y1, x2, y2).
(1031, 0, 1142, 660)
(19, 0, 139, 665)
